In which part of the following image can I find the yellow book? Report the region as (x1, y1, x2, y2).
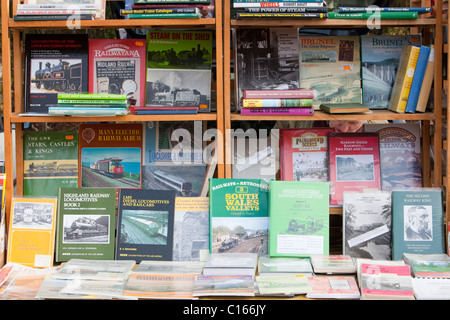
(388, 45, 421, 113)
(7, 197, 58, 268)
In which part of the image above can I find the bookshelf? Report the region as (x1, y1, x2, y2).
(0, 0, 224, 223)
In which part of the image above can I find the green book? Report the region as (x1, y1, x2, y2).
(269, 180, 329, 257)
(23, 130, 78, 197)
(56, 187, 117, 262)
(328, 11, 418, 19)
(57, 93, 127, 100)
(319, 102, 370, 114)
(208, 178, 269, 255)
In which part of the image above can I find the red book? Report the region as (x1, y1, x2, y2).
(242, 89, 315, 99)
(328, 132, 381, 206)
(240, 106, 314, 116)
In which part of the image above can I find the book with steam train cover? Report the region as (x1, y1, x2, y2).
(78, 123, 143, 189)
(24, 33, 89, 113)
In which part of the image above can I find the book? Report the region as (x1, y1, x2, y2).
(242, 88, 314, 99)
(257, 255, 313, 277)
(388, 45, 421, 113)
(23, 130, 78, 197)
(88, 39, 146, 107)
(16, 9, 97, 14)
(279, 127, 334, 182)
(412, 278, 450, 300)
(235, 28, 300, 111)
(128, 12, 201, 18)
(255, 275, 311, 296)
(233, 1, 325, 7)
(55, 187, 117, 262)
(363, 122, 422, 191)
(52, 259, 135, 281)
(24, 34, 89, 113)
(416, 45, 435, 112)
(173, 197, 209, 261)
(244, 7, 327, 13)
(327, 132, 382, 206)
(120, 7, 200, 14)
(234, 0, 323, 2)
(235, 12, 327, 18)
(18, 3, 98, 10)
(192, 275, 255, 297)
(58, 93, 128, 100)
(78, 123, 143, 189)
(328, 11, 418, 19)
(309, 255, 357, 274)
(319, 102, 370, 114)
(208, 179, 269, 255)
(343, 191, 392, 260)
(48, 107, 128, 116)
(306, 276, 360, 299)
(23, 0, 106, 19)
(241, 98, 312, 108)
(145, 29, 213, 112)
(268, 180, 329, 257)
(14, 14, 94, 20)
(143, 121, 208, 197)
(240, 106, 314, 116)
(135, 0, 211, 3)
(133, 260, 205, 274)
(338, 7, 432, 12)
(408, 259, 450, 279)
(360, 34, 422, 109)
(298, 36, 362, 109)
(405, 46, 431, 113)
(7, 197, 58, 268)
(202, 252, 258, 277)
(131, 107, 198, 114)
(391, 188, 445, 260)
(116, 189, 176, 263)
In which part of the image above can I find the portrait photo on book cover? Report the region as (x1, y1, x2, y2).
(404, 205, 432, 241)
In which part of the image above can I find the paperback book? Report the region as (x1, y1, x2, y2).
(192, 275, 255, 297)
(255, 275, 311, 296)
(52, 259, 135, 281)
(202, 252, 258, 277)
(309, 255, 357, 274)
(257, 256, 313, 276)
(405, 45, 431, 113)
(306, 276, 360, 299)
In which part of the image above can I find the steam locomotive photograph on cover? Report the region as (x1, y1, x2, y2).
(62, 215, 110, 244)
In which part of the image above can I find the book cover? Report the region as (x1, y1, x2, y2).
(23, 130, 78, 197)
(306, 276, 360, 299)
(391, 188, 445, 260)
(143, 121, 208, 197)
(328, 132, 382, 206)
(192, 275, 255, 297)
(116, 189, 176, 263)
(173, 197, 209, 261)
(416, 45, 435, 112)
(405, 46, 431, 113)
(145, 29, 213, 112)
(208, 178, 269, 255)
(364, 122, 422, 191)
(256, 275, 311, 296)
(55, 187, 117, 262)
(269, 180, 329, 257)
(298, 36, 361, 109)
(24, 33, 89, 113)
(328, 11, 418, 19)
(279, 127, 334, 181)
(319, 102, 370, 114)
(78, 123, 143, 189)
(235, 28, 300, 111)
(343, 191, 392, 260)
(309, 255, 356, 274)
(88, 39, 146, 107)
(7, 197, 58, 268)
(388, 45, 421, 113)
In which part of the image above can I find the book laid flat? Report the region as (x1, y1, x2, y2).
(319, 102, 370, 114)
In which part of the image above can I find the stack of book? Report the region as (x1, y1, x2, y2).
(121, 0, 213, 19)
(232, 0, 328, 19)
(49, 93, 129, 116)
(239, 89, 315, 116)
(328, 6, 431, 20)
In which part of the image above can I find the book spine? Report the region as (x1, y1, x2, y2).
(236, 12, 326, 18)
(234, 0, 323, 3)
(134, 0, 211, 3)
(57, 99, 127, 104)
(416, 45, 435, 112)
(14, 14, 94, 20)
(244, 7, 327, 12)
(338, 7, 432, 13)
(405, 46, 431, 113)
(233, 2, 324, 7)
(388, 46, 421, 113)
(242, 89, 315, 99)
(120, 7, 199, 14)
(58, 94, 127, 100)
(48, 107, 128, 115)
(17, 4, 97, 10)
(240, 106, 314, 115)
(128, 12, 201, 18)
(242, 98, 313, 108)
(132, 3, 205, 8)
(135, 110, 198, 114)
(328, 11, 418, 19)
(16, 9, 96, 15)
(57, 103, 128, 108)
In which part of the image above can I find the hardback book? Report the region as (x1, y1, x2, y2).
(78, 123, 143, 189)
(412, 278, 450, 300)
(343, 191, 392, 260)
(7, 197, 58, 268)
(24, 33, 89, 113)
(208, 179, 269, 255)
(48, 107, 128, 116)
(328, 132, 382, 206)
(306, 276, 360, 299)
(269, 180, 329, 257)
(416, 45, 435, 112)
(405, 46, 431, 113)
(173, 197, 209, 261)
(391, 188, 445, 260)
(23, 0, 106, 19)
(388, 45, 421, 113)
(319, 102, 370, 114)
(240, 106, 314, 116)
(241, 98, 312, 108)
(88, 39, 146, 107)
(116, 189, 176, 263)
(255, 275, 311, 296)
(257, 255, 313, 277)
(235, 12, 327, 18)
(328, 11, 418, 19)
(233, 1, 326, 7)
(279, 127, 334, 181)
(55, 187, 117, 262)
(235, 28, 300, 111)
(52, 259, 135, 281)
(242, 88, 314, 99)
(364, 122, 422, 191)
(298, 36, 362, 109)
(309, 255, 356, 274)
(338, 7, 432, 12)
(145, 29, 213, 112)
(360, 34, 421, 110)
(142, 121, 208, 197)
(192, 275, 255, 297)
(23, 130, 78, 197)
(202, 252, 258, 277)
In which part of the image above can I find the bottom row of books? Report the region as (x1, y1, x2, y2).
(0, 253, 449, 300)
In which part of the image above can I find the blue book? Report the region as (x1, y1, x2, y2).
(405, 45, 431, 113)
(338, 7, 432, 13)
